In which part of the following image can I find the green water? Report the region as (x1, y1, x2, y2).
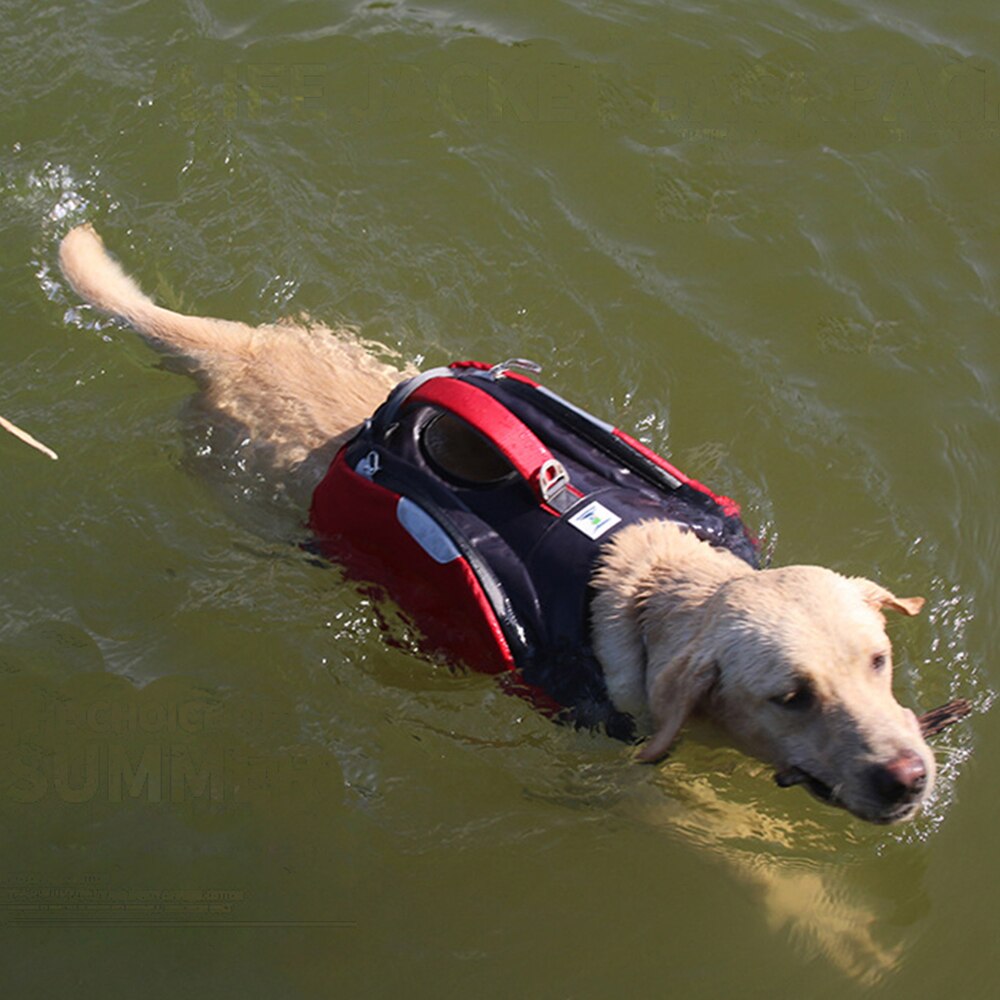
(1, 1, 998, 996)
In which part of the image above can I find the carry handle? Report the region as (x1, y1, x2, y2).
(403, 377, 569, 505)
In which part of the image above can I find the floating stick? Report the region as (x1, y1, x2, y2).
(0, 413, 59, 460)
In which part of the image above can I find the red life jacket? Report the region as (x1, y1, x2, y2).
(309, 360, 757, 737)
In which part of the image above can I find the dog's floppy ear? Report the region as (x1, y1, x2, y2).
(635, 648, 718, 763)
(851, 577, 925, 617)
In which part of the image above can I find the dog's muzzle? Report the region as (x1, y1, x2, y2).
(774, 699, 970, 822)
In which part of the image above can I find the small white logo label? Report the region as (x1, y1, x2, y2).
(568, 500, 621, 540)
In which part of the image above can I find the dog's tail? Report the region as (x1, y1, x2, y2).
(59, 224, 158, 325)
(59, 224, 252, 359)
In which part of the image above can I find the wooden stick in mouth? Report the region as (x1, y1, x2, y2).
(917, 698, 972, 738)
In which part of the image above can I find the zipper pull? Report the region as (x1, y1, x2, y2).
(488, 358, 543, 380)
(354, 449, 381, 479)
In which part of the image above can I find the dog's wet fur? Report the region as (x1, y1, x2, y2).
(60, 223, 936, 824)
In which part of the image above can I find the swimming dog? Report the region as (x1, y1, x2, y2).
(59, 223, 936, 826)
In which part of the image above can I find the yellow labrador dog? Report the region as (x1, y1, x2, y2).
(59, 223, 934, 827)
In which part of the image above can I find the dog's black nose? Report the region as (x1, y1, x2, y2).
(869, 750, 928, 804)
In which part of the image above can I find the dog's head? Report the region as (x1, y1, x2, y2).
(638, 566, 934, 824)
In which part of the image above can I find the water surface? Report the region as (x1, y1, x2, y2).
(1, 1, 998, 996)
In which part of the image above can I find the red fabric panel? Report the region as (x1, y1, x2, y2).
(310, 455, 517, 674)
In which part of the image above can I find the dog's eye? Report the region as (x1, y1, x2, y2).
(871, 653, 887, 672)
(770, 685, 814, 711)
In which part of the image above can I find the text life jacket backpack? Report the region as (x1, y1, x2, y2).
(309, 359, 758, 738)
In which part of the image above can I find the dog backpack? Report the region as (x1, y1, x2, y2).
(309, 360, 757, 735)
